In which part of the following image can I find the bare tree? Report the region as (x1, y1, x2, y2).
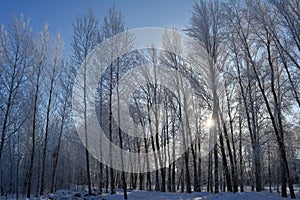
(71, 9, 99, 196)
(268, 0, 300, 107)
(99, 5, 132, 198)
(187, 0, 227, 193)
(248, 1, 296, 197)
(0, 2, 299, 198)
(26, 23, 51, 199)
(40, 28, 63, 195)
(50, 61, 71, 193)
(223, 0, 297, 197)
(0, 15, 35, 195)
(160, 29, 194, 193)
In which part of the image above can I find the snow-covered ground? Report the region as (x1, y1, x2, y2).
(2, 189, 298, 200)
(100, 190, 299, 200)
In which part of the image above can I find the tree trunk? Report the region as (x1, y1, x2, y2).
(84, 60, 92, 196)
(192, 145, 199, 192)
(198, 138, 202, 192)
(26, 63, 42, 199)
(139, 173, 144, 190)
(238, 108, 244, 192)
(167, 165, 172, 192)
(207, 151, 213, 193)
(219, 131, 232, 192)
(184, 150, 192, 193)
(116, 58, 127, 199)
(214, 144, 219, 193)
(172, 121, 176, 192)
(267, 140, 272, 193)
(40, 62, 56, 195)
(222, 91, 238, 192)
(51, 98, 67, 193)
(108, 62, 115, 195)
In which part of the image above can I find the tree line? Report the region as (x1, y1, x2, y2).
(0, 0, 299, 199)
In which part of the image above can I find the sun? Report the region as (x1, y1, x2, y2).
(206, 116, 214, 128)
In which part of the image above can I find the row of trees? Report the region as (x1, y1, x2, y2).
(0, 0, 299, 199)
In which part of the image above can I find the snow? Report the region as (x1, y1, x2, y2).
(1, 189, 299, 200)
(99, 190, 299, 200)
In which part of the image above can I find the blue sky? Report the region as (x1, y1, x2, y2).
(1, 0, 194, 57)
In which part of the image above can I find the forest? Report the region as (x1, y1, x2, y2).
(0, 0, 299, 199)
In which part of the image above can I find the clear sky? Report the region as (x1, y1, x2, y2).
(1, 0, 194, 57)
